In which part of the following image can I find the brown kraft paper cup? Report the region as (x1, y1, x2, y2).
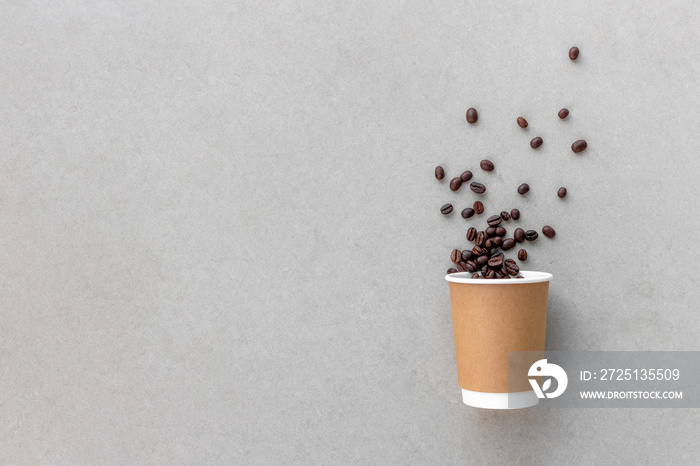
(445, 271, 552, 408)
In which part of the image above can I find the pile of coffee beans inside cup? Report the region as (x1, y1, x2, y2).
(438, 47, 587, 279)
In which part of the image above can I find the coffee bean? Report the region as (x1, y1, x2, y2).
(435, 166, 445, 180)
(525, 230, 539, 241)
(505, 259, 519, 276)
(487, 215, 502, 227)
(491, 252, 504, 260)
(495, 227, 506, 237)
(517, 183, 530, 195)
(518, 249, 527, 261)
(460, 170, 473, 182)
(471, 273, 480, 279)
(449, 177, 463, 191)
(472, 245, 487, 256)
(497, 269, 509, 278)
(461, 250, 473, 261)
(572, 140, 587, 153)
(514, 228, 525, 243)
(569, 46, 579, 61)
(466, 227, 477, 241)
(517, 117, 528, 128)
(475, 231, 486, 246)
(492, 236, 503, 247)
(558, 187, 567, 198)
(500, 211, 511, 221)
(558, 108, 569, 119)
(466, 108, 478, 124)
(485, 269, 496, 279)
(502, 238, 515, 250)
(476, 255, 489, 266)
(485, 227, 497, 237)
(530, 137, 543, 149)
(466, 260, 478, 272)
(450, 249, 462, 263)
(480, 160, 494, 172)
(473, 201, 484, 215)
(441, 204, 453, 215)
(510, 209, 520, 220)
(488, 257, 503, 268)
(542, 225, 556, 238)
(457, 262, 469, 272)
(461, 208, 475, 219)
(447, 268, 458, 274)
(470, 182, 486, 194)
(484, 238, 494, 250)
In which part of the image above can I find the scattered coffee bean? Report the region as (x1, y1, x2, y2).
(475, 231, 486, 246)
(517, 117, 528, 128)
(558, 187, 567, 198)
(441, 204, 453, 215)
(500, 211, 511, 221)
(488, 257, 503, 268)
(514, 228, 525, 243)
(572, 140, 587, 153)
(518, 249, 527, 261)
(449, 177, 463, 191)
(466, 261, 477, 272)
(498, 270, 509, 278)
(450, 249, 461, 263)
(505, 259, 519, 276)
(530, 137, 543, 149)
(473, 201, 484, 215)
(481, 264, 489, 275)
(461, 250, 473, 261)
(510, 209, 520, 220)
(461, 208, 475, 219)
(569, 46, 579, 61)
(542, 225, 556, 238)
(457, 262, 469, 272)
(485, 269, 496, 279)
(525, 230, 539, 241)
(466, 227, 477, 241)
(472, 245, 488, 256)
(484, 238, 493, 250)
(485, 227, 497, 237)
(476, 255, 489, 266)
(480, 160, 494, 172)
(435, 166, 445, 180)
(447, 267, 458, 274)
(502, 238, 516, 250)
(495, 227, 506, 237)
(492, 236, 503, 247)
(466, 108, 478, 124)
(471, 273, 479, 279)
(517, 183, 530, 195)
(491, 252, 504, 260)
(487, 215, 502, 227)
(470, 182, 486, 194)
(460, 171, 473, 183)
(558, 108, 569, 119)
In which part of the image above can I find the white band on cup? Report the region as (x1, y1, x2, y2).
(461, 389, 539, 409)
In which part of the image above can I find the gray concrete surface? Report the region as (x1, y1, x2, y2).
(1, 0, 699, 464)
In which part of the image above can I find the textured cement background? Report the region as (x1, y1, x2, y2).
(2, 0, 699, 464)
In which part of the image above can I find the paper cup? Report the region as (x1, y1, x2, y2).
(445, 271, 552, 409)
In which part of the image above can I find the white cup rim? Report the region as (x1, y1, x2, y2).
(445, 270, 553, 284)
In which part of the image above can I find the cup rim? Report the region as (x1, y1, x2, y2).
(445, 270, 552, 284)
